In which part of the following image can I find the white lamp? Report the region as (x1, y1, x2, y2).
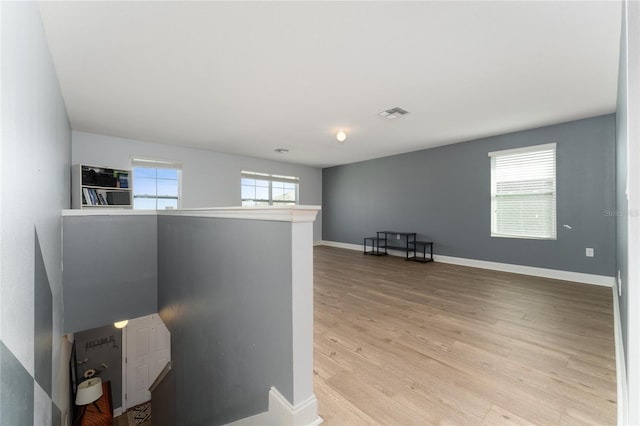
(75, 377, 103, 406)
(336, 129, 346, 143)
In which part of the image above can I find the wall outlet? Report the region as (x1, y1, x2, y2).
(585, 248, 594, 257)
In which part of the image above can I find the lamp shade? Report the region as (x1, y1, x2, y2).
(75, 377, 103, 405)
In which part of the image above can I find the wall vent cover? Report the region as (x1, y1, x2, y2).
(378, 107, 409, 120)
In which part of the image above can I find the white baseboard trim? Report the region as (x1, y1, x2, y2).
(317, 240, 615, 287)
(318, 240, 361, 251)
(225, 387, 322, 426)
(613, 284, 628, 426)
(113, 407, 123, 417)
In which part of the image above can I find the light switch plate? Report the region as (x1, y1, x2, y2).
(586, 248, 594, 257)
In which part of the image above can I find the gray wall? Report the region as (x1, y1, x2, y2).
(616, 3, 630, 387)
(72, 131, 323, 242)
(150, 367, 176, 426)
(0, 2, 72, 424)
(157, 216, 293, 425)
(74, 325, 123, 410)
(62, 215, 158, 333)
(323, 114, 616, 277)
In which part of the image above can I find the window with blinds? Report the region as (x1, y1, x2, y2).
(132, 158, 182, 210)
(489, 143, 557, 239)
(241, 171, 299, 206)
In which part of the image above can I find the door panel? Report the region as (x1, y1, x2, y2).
(125, 314, 171, 409)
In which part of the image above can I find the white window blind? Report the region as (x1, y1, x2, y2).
(489, 143, 556, 239)
(241, 171, 299, 206)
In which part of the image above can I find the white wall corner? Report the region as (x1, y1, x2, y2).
(224, 387, 322, 426)
(267, 387, 322, 426)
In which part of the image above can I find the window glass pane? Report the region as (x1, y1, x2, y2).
(282, 188, 296, 201)
(255, 186, 269, 200)
(241, 185, 256, 200)
(135, 177, 157, 196)
(135, 167, 156, 179)
(133, 164, 180, 210)
(157, 179, 179, 197)
(157, 168, 178, 180)
(241, 172, 299, 206)
(272, 187, 285, 201)
(242, 200, 257, 207)
(157, 198, 178, 209)
(133, 198, 156, 210)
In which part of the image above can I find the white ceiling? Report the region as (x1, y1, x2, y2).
(39, 1, 621, 168)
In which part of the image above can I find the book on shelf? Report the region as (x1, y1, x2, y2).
(118, 173, 129, 189)
(85, 188, 101, 205)
(82, 188, 92, 205)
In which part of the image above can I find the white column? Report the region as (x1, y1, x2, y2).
(290, 220, 318, 424)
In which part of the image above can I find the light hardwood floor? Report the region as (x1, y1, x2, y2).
(313, 246, 616, 426)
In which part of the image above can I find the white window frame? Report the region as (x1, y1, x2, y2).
(489, 143, 557, 240)
(132, 157, 182, 210)
(241, 171, 299, 206)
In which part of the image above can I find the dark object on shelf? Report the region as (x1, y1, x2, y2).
(96, 174, 117, 188)
(106, 191, 130, 205)
(82, 167, 118, 188)
(82, 169, 98, 186)
(410, 241, 434, 263)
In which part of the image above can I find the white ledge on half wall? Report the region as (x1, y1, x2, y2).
(62, 205, 321, 223)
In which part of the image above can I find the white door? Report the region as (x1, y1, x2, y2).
(124, 314, 171, 409)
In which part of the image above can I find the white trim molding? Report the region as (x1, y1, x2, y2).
(613, 284, 628, 425)
(62, 209, 156, 217)
(63, 205, 321, 223)
(160, 205, 320, 223)
(225, 387, 322, 426)
(317, 240, 615, 287)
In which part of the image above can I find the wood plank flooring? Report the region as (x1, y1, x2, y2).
(313, 246, 616, 426)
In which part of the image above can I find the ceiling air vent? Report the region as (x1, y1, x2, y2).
(378, 107, 409, 120)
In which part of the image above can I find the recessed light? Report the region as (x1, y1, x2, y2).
(378, 107, 409, 120)
(274, 148, 289, 153)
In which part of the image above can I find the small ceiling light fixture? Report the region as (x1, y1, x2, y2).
(274, 148, 289, 154)
(114, 320, 128, 329)
(336, 129, 347, 143)
(378, 107, 410, 120)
